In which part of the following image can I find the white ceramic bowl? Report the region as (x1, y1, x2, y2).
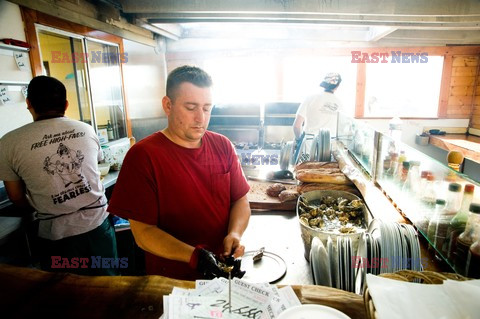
(98, 163, 111, 176)
(277, 304, 351, 319)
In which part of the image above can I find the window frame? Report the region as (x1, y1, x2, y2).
(21, 7, 132, 138)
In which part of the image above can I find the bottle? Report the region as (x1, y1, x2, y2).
(454, 203, 480, 275)
(421, 174, 437, 208)
(402, 161, 420, 194)
(466, 234, 480, 279)
(418, 171, 431, 200)
(386, 152, 398, 178)
(395, 151, 406, 182)
(107, 120, 114, 140)
(398, 161, 410, 186)
(433, 183, 462, 257)
(446, 184, 475, 262)
(427, 199, 446, 247)
(388, 117, 403, 141)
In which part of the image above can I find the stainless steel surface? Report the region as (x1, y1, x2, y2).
(246, 176, 296, 185)
(242, 210, 314, 286)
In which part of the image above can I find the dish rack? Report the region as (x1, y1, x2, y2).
(363, 270, 470, 319)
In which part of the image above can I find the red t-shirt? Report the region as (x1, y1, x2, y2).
(107, 131, 250, 280)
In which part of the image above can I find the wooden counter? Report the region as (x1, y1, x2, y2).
(429, 133, 480, 164)
(0, 263, 366, 319)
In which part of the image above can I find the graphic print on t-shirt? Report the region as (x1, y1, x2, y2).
(323, 101, 339, 112)
(43, 142, 86, 187)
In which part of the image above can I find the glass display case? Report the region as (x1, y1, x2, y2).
(337, 114, 480, 273)
(337, 113, 376, 177)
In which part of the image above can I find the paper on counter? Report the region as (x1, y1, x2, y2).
(442, 279, 480, 318)
(161, 278, 301, 319)
(366, 274, 475, 319)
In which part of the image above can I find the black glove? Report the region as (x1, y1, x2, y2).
(224, 255, 246, 279)
(196, 248, 231, 279)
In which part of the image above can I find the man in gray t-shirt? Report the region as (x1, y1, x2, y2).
(0, 76, 118, 275)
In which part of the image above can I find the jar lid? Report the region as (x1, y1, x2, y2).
(469, 203, 480, 214)
(465, 184, 475, 193)
(448, 183, 462, 192)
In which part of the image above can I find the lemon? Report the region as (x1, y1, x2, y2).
(447, 151, 464, 164)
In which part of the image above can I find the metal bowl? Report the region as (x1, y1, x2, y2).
(296, 190, 369, 260)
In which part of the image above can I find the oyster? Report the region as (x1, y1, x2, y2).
(298, 193, 367, 235)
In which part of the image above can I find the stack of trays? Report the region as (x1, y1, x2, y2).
(309, 219, 422, 294)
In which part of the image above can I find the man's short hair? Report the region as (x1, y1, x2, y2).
(27, 76, 66, 115)
(166, 65, 213, 101)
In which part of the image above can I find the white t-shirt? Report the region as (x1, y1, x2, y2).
(296, 92, 344, 137)
(0, 117, 108, 240)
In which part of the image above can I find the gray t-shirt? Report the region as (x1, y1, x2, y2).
(0, 117, 108, 240)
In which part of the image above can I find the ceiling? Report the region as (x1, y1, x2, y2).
(114, 0, 480, 50)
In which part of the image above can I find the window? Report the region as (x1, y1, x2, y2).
(282, 55, 357, 116)
(34, 23, 128, 143)
(364, 56, 444, 118)
(204, 56, 277, 103)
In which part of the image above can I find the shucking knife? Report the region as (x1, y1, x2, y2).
(219, 257, 235, 314)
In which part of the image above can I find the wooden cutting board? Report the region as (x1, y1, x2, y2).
(247, 180, 297, 211)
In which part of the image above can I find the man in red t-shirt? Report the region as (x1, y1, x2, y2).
(107, 66, 251, 280)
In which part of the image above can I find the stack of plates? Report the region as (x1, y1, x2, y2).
(309, 129, 331, 162)
(310, 236, 355, 293)
(354, 219, 423, 293)
(309, 219, 422, 295)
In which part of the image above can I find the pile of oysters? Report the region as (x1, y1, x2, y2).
(298, 195, 366, 234)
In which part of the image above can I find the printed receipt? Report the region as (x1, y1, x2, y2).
(161, 277, 300, 319)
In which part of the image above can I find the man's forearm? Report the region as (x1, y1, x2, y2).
(129, 219, 194, 263)
(228, 195, 251, 237)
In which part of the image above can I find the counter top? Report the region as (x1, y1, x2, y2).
(0, 263, 366, 319)
(429, 133, 480, 164)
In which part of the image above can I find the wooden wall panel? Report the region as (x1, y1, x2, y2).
(446, 55, 479, 120)
(471, 71, 480, 129)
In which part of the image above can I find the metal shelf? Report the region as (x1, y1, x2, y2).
(0, 81, 29, 86)
(0, 42, 29, 53)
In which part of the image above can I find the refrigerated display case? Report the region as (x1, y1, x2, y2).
(336, 113, 480, 272)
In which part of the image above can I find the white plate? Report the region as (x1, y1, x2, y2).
(346, 237, 354, 293)
(311, 237, 322, 285)
(316, 238, 332, 287)
(337, 236, 344, 290)
(327, 236, 338, 289)
(277, 304, 351, 319)
(310, 245, 316, 285)
(342, 237, 349, 292)
(241, 250, 287, 283)
(355, 233, 367, 294)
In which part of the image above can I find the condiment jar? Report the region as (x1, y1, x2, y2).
(434, 183, 462, 256)
(466, 233, 480, 279)
(454, 203, 480, 275)
(427, 199, 447, 247)
(421, 174, 437, 208)
(446, 184, 475, 262)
